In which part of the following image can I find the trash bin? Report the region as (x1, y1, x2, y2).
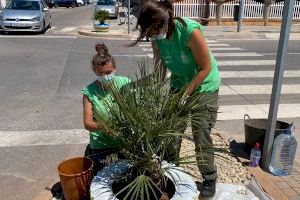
(244, 114, 291, 155)
(234, 5, 239, 21)
(58, 157, 93, 200)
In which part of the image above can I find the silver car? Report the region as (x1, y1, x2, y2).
(0, 0, 51, 33)
(95, 0, 118, 18)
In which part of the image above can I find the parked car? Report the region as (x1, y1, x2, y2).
(45, 0, 55, 8)
(54, 0, 77, 8)
(95, 0, 118, 18)
(0, 0, 51, 33)
(76, 0, 84, 6)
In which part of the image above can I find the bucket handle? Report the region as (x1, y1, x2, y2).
(289, 122, 295, 133)
(244, 114, 251, 123)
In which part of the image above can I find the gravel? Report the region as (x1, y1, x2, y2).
(180, 133, 252, 185)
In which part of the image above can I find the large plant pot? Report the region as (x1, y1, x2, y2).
(94, 23, 110, 32)
(58, 157, 93, 200)
(90, 161, 199, 200)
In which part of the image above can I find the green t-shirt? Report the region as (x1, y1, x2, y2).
(156, 18, 221, 93)
(81, 76, 131, 149)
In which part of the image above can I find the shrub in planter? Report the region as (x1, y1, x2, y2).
(91, 61, 226, 200)
(94, 10, 110, 32)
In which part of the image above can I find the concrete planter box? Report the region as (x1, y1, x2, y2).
(94, 23, 110, 32)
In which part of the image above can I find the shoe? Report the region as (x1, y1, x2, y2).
(200, 179, 216, 199)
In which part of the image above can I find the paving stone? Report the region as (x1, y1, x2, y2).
(276, 182, 290, 189)
(281, 188, 298, 199)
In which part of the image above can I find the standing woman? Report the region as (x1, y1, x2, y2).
(130, 0, 221, 198)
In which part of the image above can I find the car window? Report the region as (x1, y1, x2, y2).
(6, 0, 41, 10)
(97, 0, 114, 6)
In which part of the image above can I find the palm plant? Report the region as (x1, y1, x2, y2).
(93, 60, 226, 200)
(94, 10, 109, 25)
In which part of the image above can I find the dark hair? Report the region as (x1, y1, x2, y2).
(91, 43, 116, 71)
(129, 0, 186, 46)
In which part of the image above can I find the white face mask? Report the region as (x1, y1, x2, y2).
(97, 72, 115, 84)
(151, 32, 167, 40)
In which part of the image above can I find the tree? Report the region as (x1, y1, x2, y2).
(212, 0, 235, 25)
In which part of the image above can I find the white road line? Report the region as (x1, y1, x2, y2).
(263, 52, 300, 56)
(0, 35, 77, 38)
(112, 54, 149, 57)
(210, 47, 244, 51)
(142, 48, 153, 52)
(208, 43, 230, 47)
(220, 70, 300, 78)
(214, 52, 262, 57)
(219, 84, 300, 95)
(60, 27, 76, 32)
(218, 104, 300, 120)
(218, 60, 276, 66)
(0, 129, 89, 147)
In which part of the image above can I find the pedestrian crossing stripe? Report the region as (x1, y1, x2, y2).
(214, 52, 262, 57)
(60, 27, 76, 32)
(220, 70, 300, 78)
(218, 60, 276, 66)
(219, 84, 300, 95)
(210, 47, 244, 51)
(218, 104, 300, 120)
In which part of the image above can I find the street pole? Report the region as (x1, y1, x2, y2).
(262, 0, 296, 171)
(127, 0, 131, 34)
(237, 0, 244, 32)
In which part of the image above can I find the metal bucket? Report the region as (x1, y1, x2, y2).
(244, 114, 291, 154)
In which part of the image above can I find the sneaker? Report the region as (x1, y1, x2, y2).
(200, 179, 216, 198)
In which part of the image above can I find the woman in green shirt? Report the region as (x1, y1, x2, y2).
(131, 1, 221, 198)
(82, 43, 130, 172)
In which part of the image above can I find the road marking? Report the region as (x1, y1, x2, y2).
(262, 52, 300, 56)
(60, 27, 76, 32)
(0, 35, 77, 38)
(210, 47, 244, 51)
(218, 103, 300, 120)
(0, 129, 89, 147)
(142, 48, 152, 52)
(219, 84, 300, 95)
(214, 52, 262, 57)
(113, 54, 149, 57)
(220, 70, 300, 78)
(218, 60, 276, 66)
(208, 43, 230, 47)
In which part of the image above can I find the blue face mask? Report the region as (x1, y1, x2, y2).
(97, 72, 115, 84)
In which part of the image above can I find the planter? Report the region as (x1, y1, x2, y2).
(94, 23, 110, 32)
(58, 157, 93, 200)
(90, 161, 199, 200)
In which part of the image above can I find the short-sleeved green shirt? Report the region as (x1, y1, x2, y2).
(81, 76, 131, 149)
(156, 18, 221, 93)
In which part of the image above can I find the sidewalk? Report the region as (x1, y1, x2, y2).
(77, 19, 300, 40)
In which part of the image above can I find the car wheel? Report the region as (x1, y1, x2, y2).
(40, 21, 46, 34)
(48, 17, 52, 29)
(71, 3, 75, 8)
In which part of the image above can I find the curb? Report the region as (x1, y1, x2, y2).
(78, 29, 126, 38)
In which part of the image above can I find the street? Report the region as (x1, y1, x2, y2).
(0, 5, 300, 200)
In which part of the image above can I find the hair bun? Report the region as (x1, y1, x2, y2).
(95, 43, 109, 56)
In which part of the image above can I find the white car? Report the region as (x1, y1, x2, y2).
(76, 0, 84, 6)
(95, 0, 118, 18)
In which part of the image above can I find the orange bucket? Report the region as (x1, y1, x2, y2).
(58, 157, 93, 200)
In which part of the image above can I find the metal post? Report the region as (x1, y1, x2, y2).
(262, 0, 296, 171)
(127, 0, 131, 34)
(237, 0, 244, 32)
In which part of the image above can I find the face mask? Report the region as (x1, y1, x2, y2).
(153, 32, 167, 40)
(97, 72, 115, 84)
